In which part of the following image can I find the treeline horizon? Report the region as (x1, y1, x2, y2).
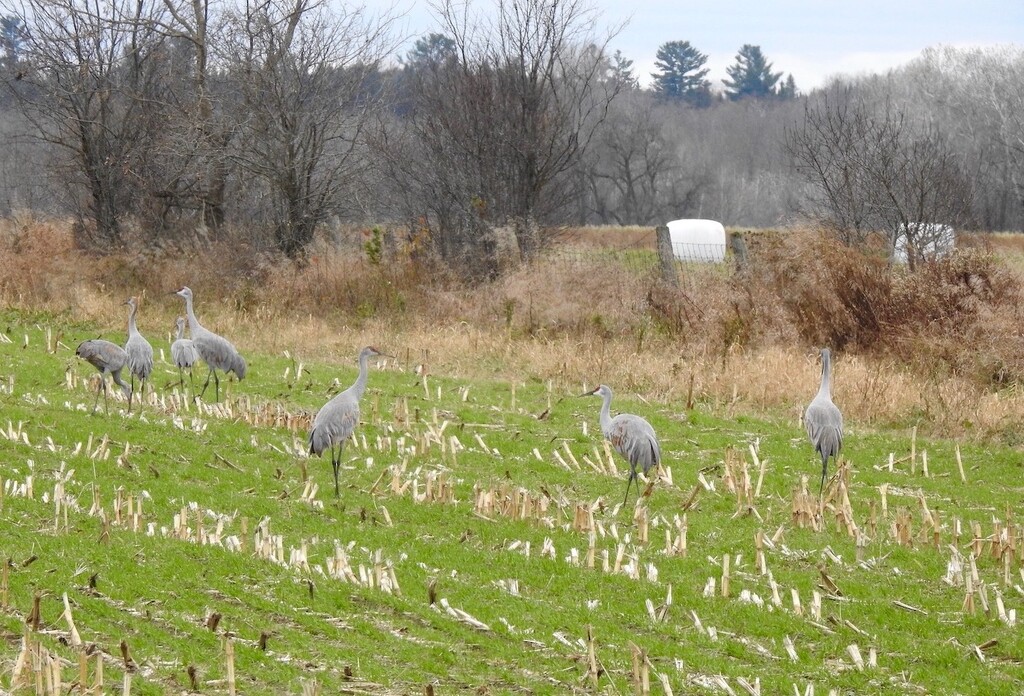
(0, 0, 1020, 278)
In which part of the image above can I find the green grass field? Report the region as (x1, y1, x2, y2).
(1, 309, 1023, 694)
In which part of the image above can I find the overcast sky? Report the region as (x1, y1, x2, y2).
(373, 0, 1023, 91)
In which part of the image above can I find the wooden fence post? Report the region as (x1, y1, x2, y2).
(655, 225, 678, 287)
(729, 231, 749, 272)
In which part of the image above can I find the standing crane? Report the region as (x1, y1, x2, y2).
(124, 296, 154, 413)
(75, 339, 131, 414)
(173, 286, 247, 401)
(308, 346, 388, 498)
(805, 347, 843, 497)
(583, 384, 662, 507)
(170, 316, 200, 393)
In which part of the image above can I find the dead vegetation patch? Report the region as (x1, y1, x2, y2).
(4, 217, 1024, 439)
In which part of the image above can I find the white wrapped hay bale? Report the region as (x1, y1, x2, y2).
(893, 223, 955, 264)
(666, 219, 727, 263)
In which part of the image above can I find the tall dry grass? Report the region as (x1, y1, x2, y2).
(4, 216, 1024, 441)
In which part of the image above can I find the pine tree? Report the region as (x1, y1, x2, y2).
(404, 33, 456, 68)
(1, 16, 23, 65)
(651, 40, 711, 106)
(778, 73, 798, 99)
(610, 50, 639, 90)
(723, 44, 782, 100)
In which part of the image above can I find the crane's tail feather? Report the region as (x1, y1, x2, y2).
(308, 427, 325, 457)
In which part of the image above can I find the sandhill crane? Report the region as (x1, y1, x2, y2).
(309, 346, 388, 498)
(583, 384, 662, 507)
(124, 297, 154, 413)
(170, 317, 199, 392)
(75, 339, 131, 414)
(173, 286, 247, 402)
(805, 347, 843, 497)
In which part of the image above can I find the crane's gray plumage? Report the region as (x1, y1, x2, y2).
(805, 347, 843, 496)
(76, 339, 131, 414)
(170, 316, 200, 392)
(584, 384, 661, 507)
(174, 286, 246, 402)
(123, 296, 154, 413)
(309, 346, 386, 498)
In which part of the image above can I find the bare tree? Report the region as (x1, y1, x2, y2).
(582, 91, 684, 224)
(911, 46, 1024, 231)
(376, 0, 620, 278)
(663, 99, 795, 226)
(144, 0, 235, 234)
(983, 49, 1024, 224)
(221, 0, 395, 258)
(786, 83, 974, 266)
(4, 0, 170, 249)
(880, 126, 973, 267)
(784, 86, 881, 244)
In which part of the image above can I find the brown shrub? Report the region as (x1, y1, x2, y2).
(748, 231, 1005, 334)
(745, 229, 888, 350)
(0, 216, 80, 306)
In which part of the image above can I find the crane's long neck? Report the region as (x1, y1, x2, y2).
(175, 322, 185, 341)
(128, 304, 139, 336)
(818, 353, 832, 399)
(598, 388, 613, 434)
(183, 295, 203, 334)
(351, 352, 371, 400)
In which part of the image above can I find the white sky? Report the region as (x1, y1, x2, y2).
(369, 0, 1023, 90)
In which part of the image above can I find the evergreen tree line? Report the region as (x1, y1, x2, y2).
(647, 41, 797, 106)
(0, 0, 1020, 278)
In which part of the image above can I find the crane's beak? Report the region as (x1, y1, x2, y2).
(579, 386, 600, 397)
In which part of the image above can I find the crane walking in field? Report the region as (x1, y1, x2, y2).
(173, 286, 247, 402)
(124, 297, 154, 413)
(805, 347, 843, 497)
(308, 346, 388, 498)
(583, 384, 662, 507)
(170, 316, 200, 392)
(76, 339, 132, 414)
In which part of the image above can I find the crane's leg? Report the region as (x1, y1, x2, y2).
(127, 373, 135, 414)
(332, 443, 341, 498)
(214, 370, 220, 402)
(199, 365, 213, 400)
(188, 367, 195, 396)
(818, 454, 828, 499)
(112, 371, 131, 412)
(92, 375, 104, 414)
(622, 471, 635, 507)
